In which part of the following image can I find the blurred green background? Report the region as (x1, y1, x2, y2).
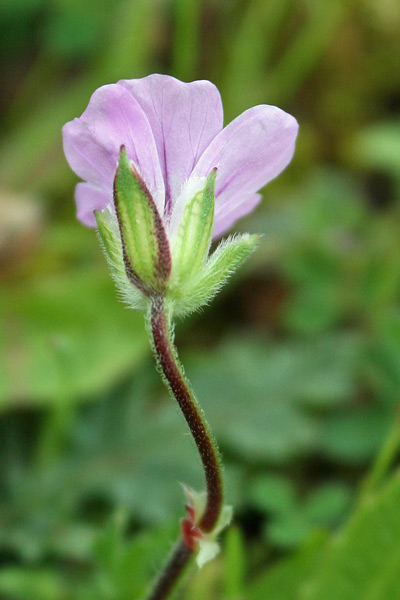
(1, 0, 400, 598)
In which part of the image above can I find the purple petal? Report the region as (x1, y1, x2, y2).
(62, 83, 165, 213)
(192, 105, 298, 228)
(213, 193, 262, 238)
(118, 75, 223, 212)
(75, 183, 109, 227)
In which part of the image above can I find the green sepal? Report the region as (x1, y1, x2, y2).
(95, 207, 147, 311)
(114, 146, 171, 295)
(170, 170, 216, 286)
(170, 233, 260, 317)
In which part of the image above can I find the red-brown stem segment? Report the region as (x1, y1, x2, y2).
(149, 296, 224, 531)
(146, 541, 193, 600)
(145, 295, 224, 599)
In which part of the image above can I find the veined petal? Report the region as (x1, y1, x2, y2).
(118, 75, 223, 212)
(63, 83, 165, 214)
(63, 118, 116, 191)
(213, 193, 262, 238)
(75, 182, 109, 227)
(192, 105, 298, 234)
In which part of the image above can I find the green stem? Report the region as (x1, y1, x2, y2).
(146, 541, 193, 600)
(145, 296, 224, 599)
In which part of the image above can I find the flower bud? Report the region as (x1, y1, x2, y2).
(113, 146, 171, 296)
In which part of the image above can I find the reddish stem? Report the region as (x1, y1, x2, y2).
(146, 541, 193, 600)
(145, 296, 224, 599)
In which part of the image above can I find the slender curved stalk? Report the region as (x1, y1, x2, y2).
(146, 541, 193, 600)
(145, 295, 224, 599)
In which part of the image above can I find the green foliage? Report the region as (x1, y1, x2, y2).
(0, 516, 179, 600)
(304, 471, 400, 600)
(247, 532, 328, 600)
(250, 475, 351, 548)
(0, 223, 149, 404)
(247, 471, 400, 600)
(0, 374, 200, 565)
(189, 331, 362, 463)
(223, 526, 246, 599)
(92, 514, 178, 600)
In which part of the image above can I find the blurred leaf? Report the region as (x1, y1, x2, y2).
(0, 519, 180, 600)
(303, 482, 351, 525)
(223, 525, 246, 599)
(0, 373, 200, 560)
(93, 515, 179, 600)
(318, 406, 394, 465)
(223, 0, 291, 116)
(71, 374, 202, 523)
(0, 0, 45, 16)
(0, 568, 80, 600)
(0, 0, 158, 194)
(304, 470, 400, 600)
(260, 481, 351, 549)
(288, 334, 359, 406)
(284, 281, 343, 335)
(0, 224, 149, 405)
(43, 2, 107, 60)
(247, 170, 370, 336)
(347, 120, 400, 177)
(247, 531, 327, 600)
(266, 0, 345, 104)
(250, 470, 400, 599)
(172, 0, 201, 79)
(183, 558, 221, 600)
(268, 512, 316, 549)
(189, 332, 359, 463)
(250, 474, 296, 516)
(189, 338, 317, 463)
(365, 311, 400, 403)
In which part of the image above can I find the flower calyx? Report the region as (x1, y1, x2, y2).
(95, 147, 259, 315)
(181, 486, 233, 569)
(166, 168, 259, 316)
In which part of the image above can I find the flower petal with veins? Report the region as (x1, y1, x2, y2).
(119, 75, 223, 213)
(62, 74, 298, 238)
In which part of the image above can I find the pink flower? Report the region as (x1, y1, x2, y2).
(62, 74, 298, 238)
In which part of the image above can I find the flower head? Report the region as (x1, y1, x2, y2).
(62, 75, 298, 314)
(63, 74, 297, 236)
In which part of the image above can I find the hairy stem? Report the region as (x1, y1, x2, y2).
(145, 295, 224, 599)
(146, 541, 193, 600)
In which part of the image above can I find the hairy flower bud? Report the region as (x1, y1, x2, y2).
(113, 146, 171, 296)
